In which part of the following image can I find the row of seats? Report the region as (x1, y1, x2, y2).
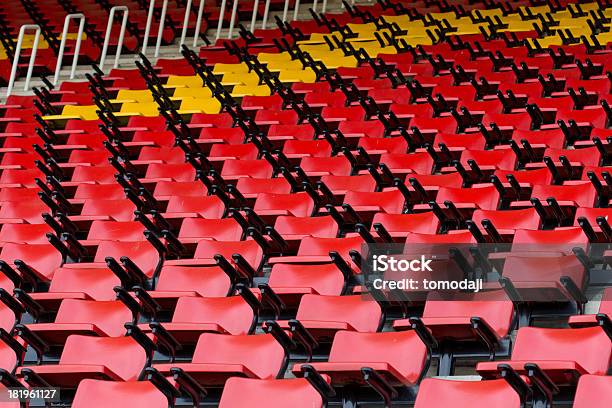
(0, 0, 611, 406)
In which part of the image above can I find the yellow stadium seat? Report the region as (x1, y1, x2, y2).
(231, 85, 270, 97)
(178, 97, 222, 114)
(221, 72, 261, 86)
(172, 87, 213, 99)
(165, 75, 203, 88)
(213, 63, 250, 75)
(115, 90, 154, 103)
(61, 105, 99, 120)
(120, 102, 161, 116)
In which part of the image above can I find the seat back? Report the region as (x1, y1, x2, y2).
(93, 241, 160, 279)
(179, 218, 243, 241)
(49, 267, 120, 300)
(0, 243, 63, 279)
(415, 378, 520, 408)
(573, 375, 612, 408)
(192, 333, 285, 379)
(512, 327, 612, 375)
(274, 216, 338, 239)
(87, 221, 146, 242)
(329, 331, 427, 383)
(172, 296, 256, 335)
(55, 300, 133, 337)
(254, 192, 314, 217)
(72, 379, 167, 408)
(296, 295, 381, 332)
(80, 200, 136, 222)
(269, 264, 345, 296)
(165, 195, 225, 218)
(344, 190, 404, 214)
(193, 240, 263, 269)
(219, 377, 323, 408)
(61, 335, 147, 381)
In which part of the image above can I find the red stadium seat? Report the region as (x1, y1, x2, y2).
(18, 334, 149, 386)
(477, 326, 611, 386)
(414, 378, 522, 408)
(154, 332, 286, 384)
(218, 377, 326, 408)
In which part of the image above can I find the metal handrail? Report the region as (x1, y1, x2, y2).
(142, 0, 169, 58)
(100, 6, 129, 70)
(6, 24, 41, 98)
(261, 0, 272, 29)
(227, 0, 240, 39)
(53, 13, 86, 85)
(192, 0, 206, 47)
(215, 0, 229, 40)
(180, 0, 193, 48)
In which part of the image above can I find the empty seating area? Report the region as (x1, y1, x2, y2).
(0, 0, 611, 406)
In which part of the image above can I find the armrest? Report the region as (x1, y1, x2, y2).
(471, 316, 500, 359)
(14, 324, 49, 364)
(232, 254, 258, 281)
(0, 290, 24, 321)
(372, 223, 394, 243)
(120, 256, 148, 287)
(132, 286, 162, 319)
(341, 203, 364, 224)
(124, 322, 155, 359)
(497, 363, 530, 406)
(105, 257, 134, 288)
(0, 368, 25, 389)
(524, 363, 559, 407)
(329, 251, 352, 282)
(0, 262, 24, 290)
(113, 286, 141, 322)
(0, 328, 25, 362)
(13, 260, 44, 289)
(170, 367, 207, 406)
(355, 223, 377, 244)
(560, 275, 588, 313)
(149, 322, 182, 361)
(407, 317, 438, 351)
(288, 319, 319, 362)
(596, 313, 612, 340)
(361, 366, 398, 407)
(144, 230, 167, 258)
(349, 250, 362, 270)
(161, 230, 187, 257)
(263, 320, 296, 354)
(13, 289, 44, 320)
(236, 283, 261, 315)
(265, 226, 289, 251)
(142, 367, 180, 406)
(246, 227, 271, 252)
(499, 277, 523, 302)
(213, 254, 243, 285)
(301, 365, 335, 401)
(257, 284, 286, 320)
(20, 368, 52, 387)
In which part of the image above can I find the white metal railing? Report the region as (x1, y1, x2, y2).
(282, 0, 290, 22)
(6, 24, 41, 98)
(142, 0, 169, 57)
(215, 0, 228, 40)
(192, 0, 207, 47)
(53, 13, 86, 85)
(100, 6, 129, 70)
(226, 0, 268, 39)
(250, 0, 259, 32)
(261, 0, 272, 29)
